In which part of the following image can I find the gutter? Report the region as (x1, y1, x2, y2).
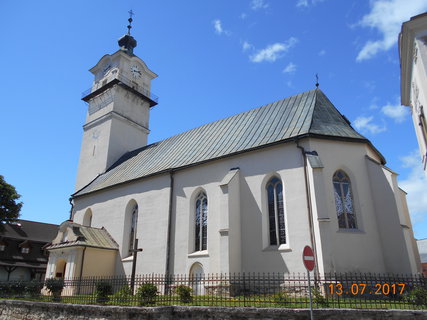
(77, 246, 86, 294)
(68, 197, 74, 221)
(165, 170, 174, 281)
(295, 139, 319, 277)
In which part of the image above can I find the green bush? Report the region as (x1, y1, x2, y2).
(25, 279, 43, 297)
(112, 285, 132, 304)
(273, 291, 290, 306)
(175, 285, 193, 303)
(45, 278, 64, 302)
(136, 283, 158, 306)
(9, 281, 26, 297)
(312, 288, 329, 307)
(0, 282, 11, 297)
(405, 286, 427, 306)
(95, 281, 113, 304)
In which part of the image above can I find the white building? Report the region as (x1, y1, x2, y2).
(46, 27, 421, 280)
(400, 12, 427, 175)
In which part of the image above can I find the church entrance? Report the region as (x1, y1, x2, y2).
(55, 259, 67, 278)
(189, 263, 204, 295)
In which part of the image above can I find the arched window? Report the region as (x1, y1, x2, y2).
(82, 209, 92, 227)
(195, 192, 208, 251)
(266, 177, 286, 245)
(333, 170, 357, 229)
(128, 204, 138, 256)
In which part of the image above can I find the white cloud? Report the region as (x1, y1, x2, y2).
(283, 62, 297, 74)
(297, 0, 326, 7)
(250, 38, 298, 63)
(242, 41, 254, 52)
(251, 0, 269, 10)
(213, 19, 230, 36)
(381, 101, 409, 123)
(399, 150, 427, 223)
(354, 116, 386, 134)
(240, 13, 247, 19)
(318, 49, 326, 56)
(356, 0, 427, 61)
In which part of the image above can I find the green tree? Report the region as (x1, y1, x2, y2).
(0, 175, 23, 228)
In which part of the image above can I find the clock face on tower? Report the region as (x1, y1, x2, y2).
(130, 65, 142, 79)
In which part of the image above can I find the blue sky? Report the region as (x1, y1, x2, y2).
(1, 0, 427, 239)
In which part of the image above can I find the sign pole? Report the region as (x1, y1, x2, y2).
(302, 245, 315, 320)
(308, 269, 314, 320)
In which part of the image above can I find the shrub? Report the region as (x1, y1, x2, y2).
(112, 285, 132, 304)
(175, 285, 193, 303)
(136, 283, 158, 306)
(95, 281, 113, 304)
(405, 286, 427, 306)
(273, 291, 290, 306)
(312, 288, 329, 307)
(0, 282, 11, 297)
(9, 281, 26, 297)
(25, 279, 43, 297)
(45, 278, 64, 302)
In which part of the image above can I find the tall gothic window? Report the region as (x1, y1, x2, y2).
(195, 192, 208, 251)
(333, 170, 357, 229)
(128, 204, 138, 256)
(266, 177, 286, 245)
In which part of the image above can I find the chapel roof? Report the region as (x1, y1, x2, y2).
(46, 222, 119, 251)
(74, 89, 384, 197)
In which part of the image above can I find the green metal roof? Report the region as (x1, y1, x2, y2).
(74, 89, 383, 197)
(47, 223, 118, 250)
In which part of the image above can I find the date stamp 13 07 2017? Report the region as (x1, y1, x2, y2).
(328, 283, 406, 296)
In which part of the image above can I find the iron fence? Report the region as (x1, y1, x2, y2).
(0, 272, 426, 309)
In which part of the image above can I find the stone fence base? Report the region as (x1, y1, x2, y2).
(0, 300, 426, 320)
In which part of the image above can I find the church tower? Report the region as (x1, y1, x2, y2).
(75, 16, 158, 191)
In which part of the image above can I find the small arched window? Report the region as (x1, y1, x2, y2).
(266, 177, 286, 245)
(333, 170, 357, 229)
(82, 209, 92, 227)
(195, 192, 208, 251)
(128, 204, 138, 256)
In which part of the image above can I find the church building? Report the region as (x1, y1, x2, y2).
(45, 23, 421, 281)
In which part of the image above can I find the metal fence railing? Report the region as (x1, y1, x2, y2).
(0, 272, 426, 309)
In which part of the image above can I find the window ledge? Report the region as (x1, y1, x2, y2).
(263, 244, 291, 252)
(122, 255, 134, 262)
(188, 250, 209, 258)
(336, 228, 365, 234)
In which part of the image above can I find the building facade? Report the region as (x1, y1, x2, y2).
(46, 28, 421, 280)
(400, 12, 427, 175)
(0, 220, 58, 281)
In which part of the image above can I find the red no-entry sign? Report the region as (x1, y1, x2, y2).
(303, 245, 315, 271)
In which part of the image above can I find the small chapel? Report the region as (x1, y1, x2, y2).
(45, 20, 421, 281)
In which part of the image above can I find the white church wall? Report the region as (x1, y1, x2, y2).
(73, 137, 416, 277)
(364, 158, 414, 274)
(308, 139, 388, 273)
(73, 173, 171, 276)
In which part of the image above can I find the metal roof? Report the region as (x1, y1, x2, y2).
(74, 89, 380, 197)
(0, 220, 58, 243)
(46, 222, 119, 250)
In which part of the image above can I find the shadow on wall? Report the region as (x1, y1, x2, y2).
(240, 176, 289, 273)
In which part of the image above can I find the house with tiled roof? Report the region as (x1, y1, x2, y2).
(0, 220, 58, 281)
(46, 27, 421, 280)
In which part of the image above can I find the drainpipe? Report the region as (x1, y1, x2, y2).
(77, 246, 86, 294)
(68, 197, 74, 221)
(295, 139, 320, 279)
(165, 170, 174, 293)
